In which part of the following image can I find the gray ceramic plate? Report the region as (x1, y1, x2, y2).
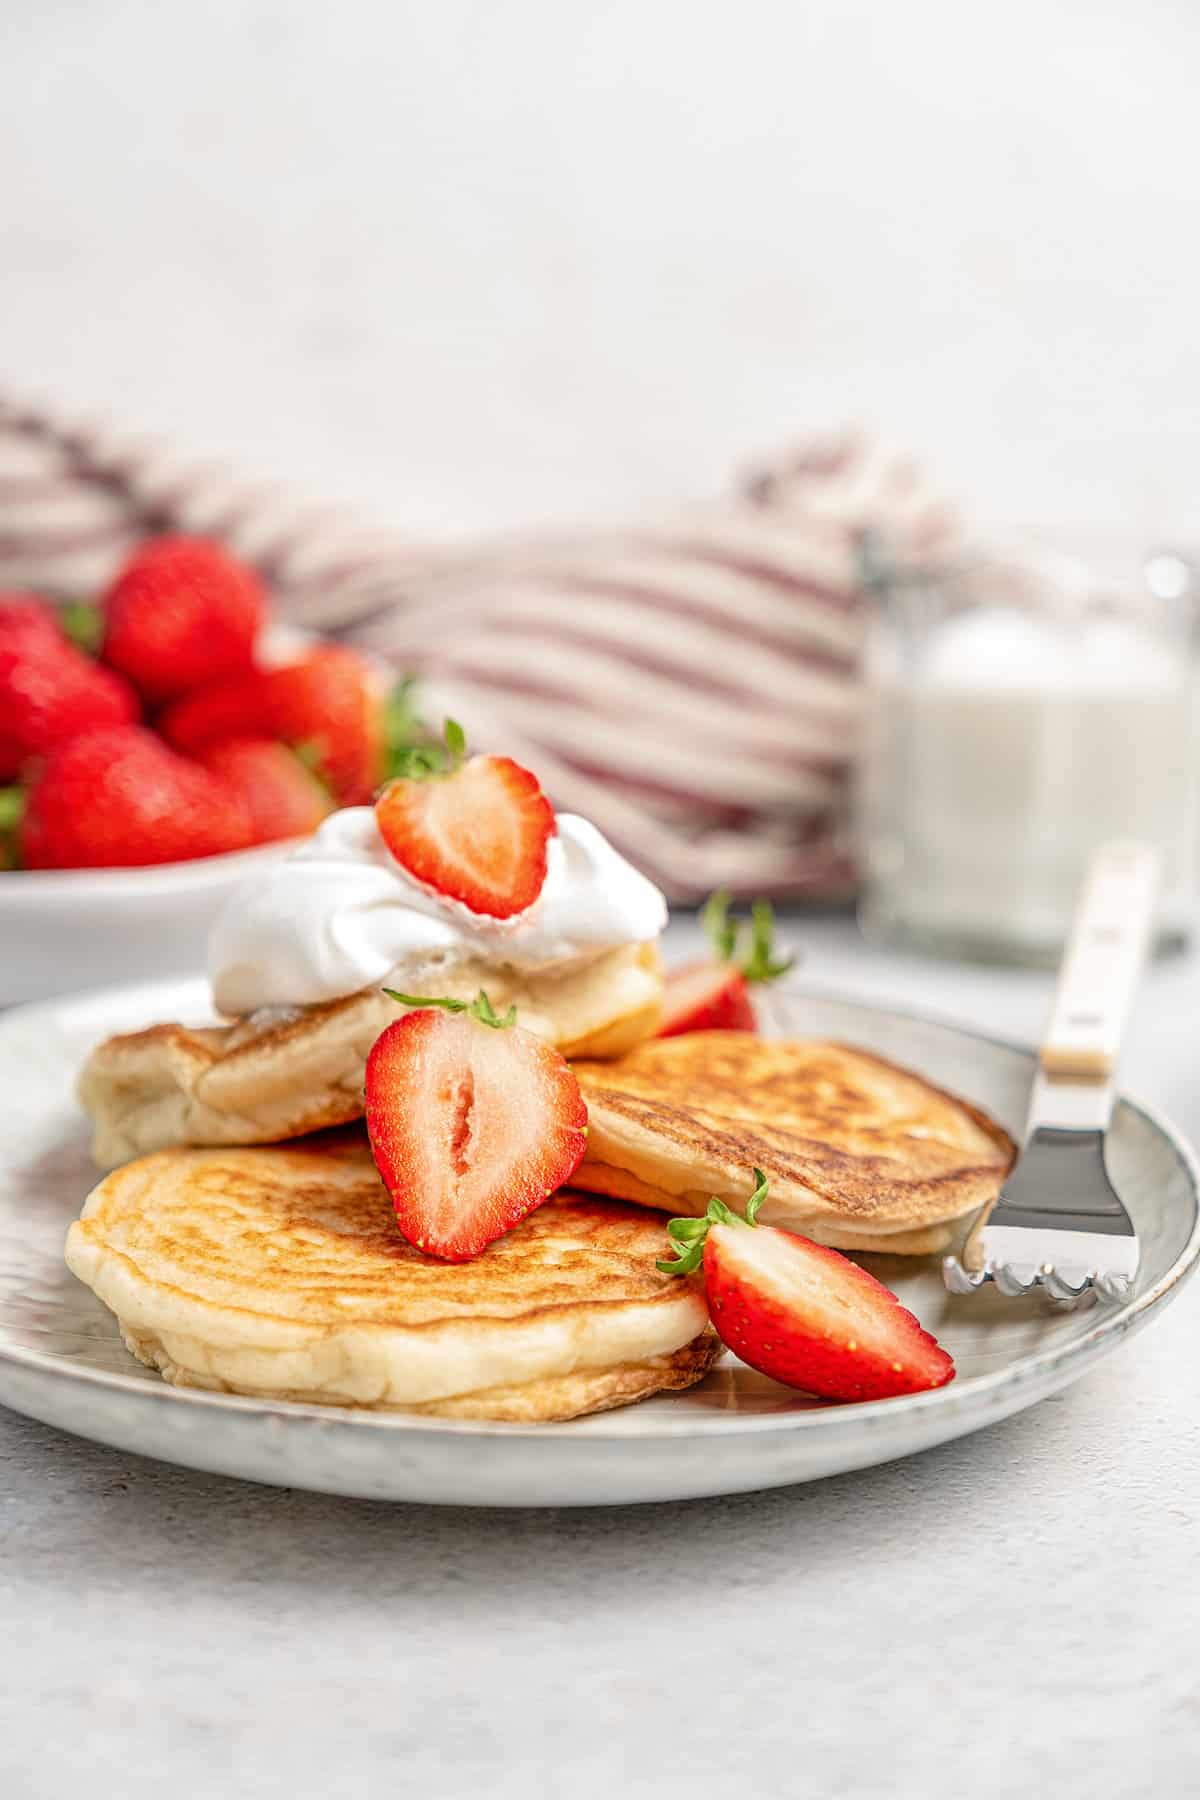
(1, 978, 1196, 1506)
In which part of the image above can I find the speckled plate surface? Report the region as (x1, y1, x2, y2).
(1, 978, 1196, 1506)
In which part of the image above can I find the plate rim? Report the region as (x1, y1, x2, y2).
(2, 977, 1198, 1446)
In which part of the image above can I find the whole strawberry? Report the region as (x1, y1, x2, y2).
(195, 738, 332, 844)
(259, 647, 384, 804)
(0, 638, 139, 781)
(0, 595, 65, 652)
(102, 536, 266, 704)
(161, 645, 384, 804)
(19, 726, 255, 868)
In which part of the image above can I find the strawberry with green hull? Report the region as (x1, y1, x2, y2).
(18, 726, 255, 869)
(659, 1171, 955, 1402)
(102, 536, 266, 704)
(251, 648, 383, 806)
(160, 645, 384, 805)
(0, 634, 139, 782)
(374, 719, 556, 920)
(195, 738, 333, 844)
(659, 891, 794, 1037)
(365, 990, 588, 1262)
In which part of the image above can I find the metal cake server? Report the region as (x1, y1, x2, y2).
(944, 841, 1158, 1303)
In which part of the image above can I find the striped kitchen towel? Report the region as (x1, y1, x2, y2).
(0, 392, 955, 900)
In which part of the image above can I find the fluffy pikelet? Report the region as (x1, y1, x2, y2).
(79, 776, 668, 1167)
(78, 943, 661, 1169)
(571, 1033, 1015, 1255)
(64, 1134, 718, 1420)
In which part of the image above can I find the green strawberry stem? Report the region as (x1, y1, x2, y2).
(0, 786, 24, 869)
(701, 891, 795, 984)
(289, 739, 337, 800)
(657, 1168, 769, 1275)
(57, 599, 104, 656)
(701, 889, 740, 962)
(0, 787, 24, 833)
(385, 713, 468, 782)
(742, 898, 794, 982)
(382, 987, 516, 1029)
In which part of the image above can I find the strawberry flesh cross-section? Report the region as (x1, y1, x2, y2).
(374, 721, 556, 920)
(658, 1171, 955, 1402)
(365, 991, 588, 1261)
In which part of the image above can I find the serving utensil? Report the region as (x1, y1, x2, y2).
(944, 841, 1157, 1303)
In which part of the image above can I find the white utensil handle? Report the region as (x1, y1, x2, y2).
(1041, 841, 1158, 1080)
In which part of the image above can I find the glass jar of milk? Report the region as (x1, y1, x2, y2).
(855, 548, 1199, 963)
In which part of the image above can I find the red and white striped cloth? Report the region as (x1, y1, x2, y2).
(0, 392, 956, 900)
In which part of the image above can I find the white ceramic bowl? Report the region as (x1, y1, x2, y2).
(0, 624, 321, 1006)
(0, 840, 300, 1006)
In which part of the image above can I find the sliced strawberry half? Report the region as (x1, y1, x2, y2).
(659, 891, 794, 1037)
(658, 962, 758, 1035)
(365, 990, 588, 1261)
(659, 1171, 955, 1401)
(374, 720, 555, 919)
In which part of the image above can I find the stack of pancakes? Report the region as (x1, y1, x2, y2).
(71, 1003, 1013, 1422)
(79, 943, 662, 1169)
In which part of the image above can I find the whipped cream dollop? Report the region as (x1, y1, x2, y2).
(209, 806, 668, 1015)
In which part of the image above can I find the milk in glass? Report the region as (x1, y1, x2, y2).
(856, 573, 1199, 962)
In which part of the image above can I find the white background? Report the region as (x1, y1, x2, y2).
(3, 0, 1198, 538)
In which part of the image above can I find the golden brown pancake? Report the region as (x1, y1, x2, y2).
(571, 1033, 1015, 1253)
(79, 943, 662, 1167)
(64, 1133, 717, 1420)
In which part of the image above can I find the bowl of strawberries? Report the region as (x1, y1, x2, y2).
(0, 536, 395, 1005)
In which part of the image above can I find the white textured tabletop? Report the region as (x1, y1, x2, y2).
(2, 915, 1197, 1797)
